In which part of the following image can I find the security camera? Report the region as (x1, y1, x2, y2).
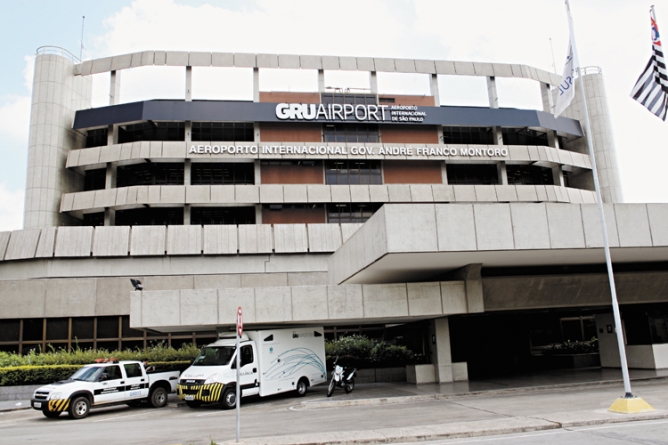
(130, 279, 143, 291)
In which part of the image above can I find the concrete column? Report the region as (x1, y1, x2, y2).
(497, 162, 508, 185)
(24, 52, 92, 228)
(430, 318, 453, 383)
(486, 77, 503, 145)
(431, 74, 444, 143)
(105, 163, 115, 189)
(254, 123, 261, 143)
(185, 66, 192, 101)
(110, 70, 121, 105)
(254, 160, 261, 185)
(452, 264, 484, 313)
(104, 208, 115, 226)
(185, 122, 192, 142)
(318, 69, 325, 93)
(255, 204, 262, 224)
(106, 125, 115, 146)
(253, 68, 260, 102)
(541, 82, 559, 148)
(184, 159, 191, 185)
(184, 204, 191, 226)
(552, 165, 565, 187)
(441, 161, 448, 185)
(370, 71, 378, 94)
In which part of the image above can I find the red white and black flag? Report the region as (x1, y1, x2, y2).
(631, 7, 668, 121)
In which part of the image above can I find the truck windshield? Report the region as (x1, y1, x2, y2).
(192, 346, 235, 366)
(70, 367, 104, 382)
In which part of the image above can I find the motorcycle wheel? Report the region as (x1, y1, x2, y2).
(326, 377, 335, 397)
(344, 378, 355, 394)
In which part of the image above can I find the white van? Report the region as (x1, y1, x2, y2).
(177, 327, 326, 408)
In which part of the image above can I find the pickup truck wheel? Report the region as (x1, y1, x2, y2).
(43, 411, 60, 418)
(295, 379, 308, 397)
(149, 387, 168, 408)
(68, 396, 90, 419)
(221, 388, 236, 410)
(185, 401, 202, 408)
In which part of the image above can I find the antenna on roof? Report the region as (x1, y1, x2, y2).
(80, 16, 85, 61)
(549, 37, 557, 74)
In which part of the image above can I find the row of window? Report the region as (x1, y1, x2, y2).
(82, 203, 380, 227)
(84, 162, 554, 190)
(0, 316, 216, 354)
(85, 123, 564, 148)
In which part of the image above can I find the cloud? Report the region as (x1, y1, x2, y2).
(0, 184, 24, 231)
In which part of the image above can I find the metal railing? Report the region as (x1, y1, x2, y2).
(581, 66, 602, 75)
(36, 46, 80, 64)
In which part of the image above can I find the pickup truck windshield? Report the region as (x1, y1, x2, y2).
(193, 346, 235, 366)
(70, 366, 105, 382)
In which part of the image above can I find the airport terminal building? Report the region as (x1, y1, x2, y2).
(1, 46, 667, 381)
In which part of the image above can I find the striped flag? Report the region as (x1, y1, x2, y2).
(631, 7, 668, 121)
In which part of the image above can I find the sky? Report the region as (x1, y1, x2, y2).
(0, 0, 666, 231)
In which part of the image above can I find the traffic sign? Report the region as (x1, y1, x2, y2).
(236, 306, 243, 337)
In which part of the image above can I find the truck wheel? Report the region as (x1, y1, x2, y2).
(344, 378, 355, 394)
(327, 378, 335, 397)
(43, 411, 60, 418)
(68, 396, 90, 419)
(221, 388, 236, 410)
(185, 401, 202, 408)
(295, 379, 308, 397)
(149, 387, 168, 408)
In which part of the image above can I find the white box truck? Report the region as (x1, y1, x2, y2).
(177, 327, 326, 408)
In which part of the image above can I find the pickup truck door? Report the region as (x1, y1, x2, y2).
(123, 363, 150, 399)
(93, 365, 126, 405)
(238, 344, 259, 397)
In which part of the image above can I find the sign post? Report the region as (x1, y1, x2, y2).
(235, 306, 242, 442)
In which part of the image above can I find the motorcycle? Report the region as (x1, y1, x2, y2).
(326, 357, 356, 397)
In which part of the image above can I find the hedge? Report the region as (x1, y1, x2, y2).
(0, 361, 192, 386)
(325, 335, 422, 369)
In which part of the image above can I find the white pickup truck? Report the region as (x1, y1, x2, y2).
(30, 360, 179, 419)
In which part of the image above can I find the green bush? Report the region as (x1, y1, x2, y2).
(546, 338, 599, 355)
(326, 335, 418, 369)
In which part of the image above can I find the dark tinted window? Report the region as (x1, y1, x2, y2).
(118, 122, 185, 143)
(325, 160, 381, 185)
(327, 203, 381, 224)
(501, 128, 548, 146)
(323, 124, 378, 143)
(82, 212, 104, 227)
(191, 163, 254, 185)
(117, 163, 184, 187)
(124, 363, 142, 378)
(321, 93, 376, 105)
(192, 122, 254, 141)
(443, 127, 494, 145)
(86, 128, 108, 148)
(447, 164, 499, 185)
(84, 168, 106, 191)
(506, 165, 554, 186)
(115, 207, 184, 226)
(191, 207, 255, 225)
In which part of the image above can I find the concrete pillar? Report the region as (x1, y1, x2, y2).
(497, 162, 508, 185)
(185, 122, 192, 142)
(370, 71, 378, 94)
(185, 66, 192, 101)
(104, 208, 115, 226)
(318, 69, 325, 93)
(110, 70, 121, 105)
(184, 204, 191, 226)
(431, 74, 444, 143)
(430, 318, 453, 383)
(441, 162, 448, 185)
(24, 52, 93, 228)
(254, 160, 261, 185)
(105, 163, 115, 189)
(254, 123, 261, 143)
(253, 68, 260, 102)
(486, 77, 504, 145)
(184, 159, 192, 186)
(552, 165, 565, 187)
(452, 264, 484, 313)
(255, 204, 262, 224)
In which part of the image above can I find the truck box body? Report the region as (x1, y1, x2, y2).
(177, 326, 326, 405)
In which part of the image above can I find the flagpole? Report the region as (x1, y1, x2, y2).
(565, 0, 633, 398)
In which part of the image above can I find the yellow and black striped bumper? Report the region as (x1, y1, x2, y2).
(32, 398, 70, 413)
(177, 383, 224, 403)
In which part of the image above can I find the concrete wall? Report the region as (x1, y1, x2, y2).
(131, 280, 468, 331)
(24, 53, 92, 228)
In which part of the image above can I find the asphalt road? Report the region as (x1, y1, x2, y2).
(0, 380, 666, 445)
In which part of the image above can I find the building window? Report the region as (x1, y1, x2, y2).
(117, 163, 184, 187)
(446, 164, 499, 185)
(442, 127, 494, 145)
(85, 128, 108, 148)
(501, 128, 548, 146)
(327, 203, 381, 223)
(118, 122, 185, 143)
(82, 212, 104, 227)
(325, 160, 381, 185)
(192, 122, 254, 141)
(84, 168, 106, 191)
(191, 207, 255, 225)
(191, 163, 254, 185)
(323, 124, 379, 143)
(506, 165, 554, 186)
(115, 207, 184, 226)
(321, 93, 377, 105)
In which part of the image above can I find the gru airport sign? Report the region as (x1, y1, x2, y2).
(275, 103, 426, 123)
